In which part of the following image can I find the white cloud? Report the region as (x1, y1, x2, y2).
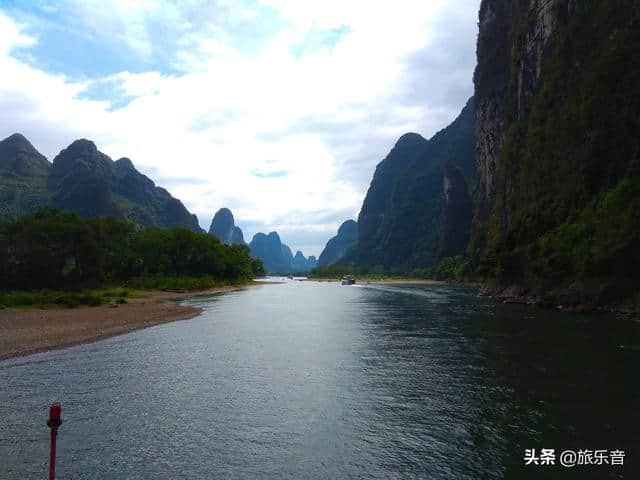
(0, 2, 480, 256)
(0, 10, 38, 54)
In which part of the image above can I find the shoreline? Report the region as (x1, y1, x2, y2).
(306, 278, 444, 285)
(470, 282, 640, 318)
(0, 285, 250, 362)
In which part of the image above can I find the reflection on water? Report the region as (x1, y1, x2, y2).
(1, 281, 638, 479)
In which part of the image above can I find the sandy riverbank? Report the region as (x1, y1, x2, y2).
(0, 285, 248, 361)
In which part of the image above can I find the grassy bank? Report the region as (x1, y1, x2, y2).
(124, 275, 253, 291)
(0, 288, 130, 309)
(0, 276, 255, 309)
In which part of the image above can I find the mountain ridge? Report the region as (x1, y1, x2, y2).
(0, 134, 202, 231)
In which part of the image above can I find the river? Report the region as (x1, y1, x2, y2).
(1, 280, 638, 479)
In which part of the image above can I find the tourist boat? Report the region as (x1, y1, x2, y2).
(341, 276, 356, 285)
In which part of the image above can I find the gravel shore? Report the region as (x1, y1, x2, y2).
(0, 286, 246, 361)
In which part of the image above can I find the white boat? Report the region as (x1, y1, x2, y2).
(341, 276, 356, 285)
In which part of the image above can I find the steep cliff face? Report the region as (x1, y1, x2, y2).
(208, 208, 245, 245)
(439, 162, 473, 259)
(345, 98, 476, 269)
(474, 0, 561, 222)
(355, 133, 429, 266)
(0, 134, 202, 231)
(471, 0, 640, 305)
(317, 219, 358, 266)
(281, 244, 294, 266)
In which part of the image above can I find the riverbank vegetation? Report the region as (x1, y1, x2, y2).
(0, 288, 130, 309)
(309, 264, 434, 281)
(0, 208, 264, 308)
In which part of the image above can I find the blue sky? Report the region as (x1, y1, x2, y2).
(0, 0, 480, 256)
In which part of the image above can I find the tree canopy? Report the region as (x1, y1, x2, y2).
(0, 208, 264, 291)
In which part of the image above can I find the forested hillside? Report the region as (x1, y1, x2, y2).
(341, 98, 475, 271)
(0, 134, 201, 231)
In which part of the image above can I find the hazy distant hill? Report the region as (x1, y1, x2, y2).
(0, 134, 201, 231)
(293, 251, 317, 271)
(208, 208, 245, 244)
(249, 231, 315, 273)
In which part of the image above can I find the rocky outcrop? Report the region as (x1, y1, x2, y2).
(208, 208, 245, 245)
(317, 220, 358, 266)
(344, 98, 476, 269)
(0, 134, 202, 230)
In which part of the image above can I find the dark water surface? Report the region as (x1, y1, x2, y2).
(1, 281, 639, 479)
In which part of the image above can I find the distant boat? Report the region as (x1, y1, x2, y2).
(341, 276, 355, 285)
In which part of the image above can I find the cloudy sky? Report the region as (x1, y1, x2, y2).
(0, 0, 480, 256)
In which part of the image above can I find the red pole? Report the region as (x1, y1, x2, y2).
(47, 403, 62, 480)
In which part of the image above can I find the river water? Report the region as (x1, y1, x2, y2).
(1, 281, 638, 479)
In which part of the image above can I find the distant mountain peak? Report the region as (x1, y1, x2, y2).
(114, 157, 135, 171)
(346, 97, 475, 268)
(337, 219, 357, 237)
(216, 207, 233, 219)
(2, 133, 32, 148)
(0, 133, 45, 158)
(249, 231, 315, 273)
(292, 249, 317, 272)
(395, 132, 427, 148)
(0, 135, 202, 230)
(0, 133, 50, 176)
(209, 207, 245, 245)
(64, 138, 99, 156)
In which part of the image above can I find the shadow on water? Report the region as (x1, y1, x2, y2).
(0, 281, 638, 479)
(357, 283, 640, 479)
